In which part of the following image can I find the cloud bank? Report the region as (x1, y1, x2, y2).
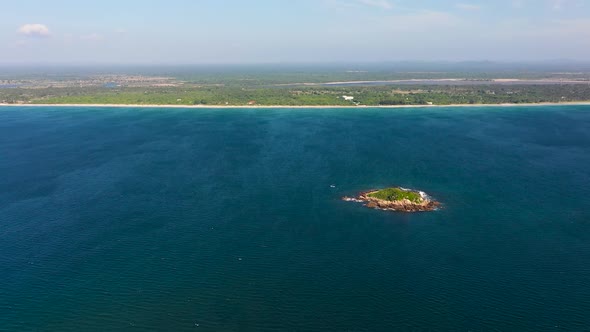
(18, 24, 51, 38)
(357, 0, 393, 10)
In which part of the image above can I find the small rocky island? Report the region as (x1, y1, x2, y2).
(343, 187, 440, 212)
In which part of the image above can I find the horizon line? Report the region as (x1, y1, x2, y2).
(2, 59, 590, 67)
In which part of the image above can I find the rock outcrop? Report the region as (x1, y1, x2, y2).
(343, 187, 440, 212)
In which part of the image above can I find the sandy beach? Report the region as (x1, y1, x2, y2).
(1, 102, 590, 109)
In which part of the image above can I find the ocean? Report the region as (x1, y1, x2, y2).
(1, 106, 589, 331)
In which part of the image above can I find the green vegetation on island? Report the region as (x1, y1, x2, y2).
(343, 187, 440, 212)
(367, 187, 423, 203)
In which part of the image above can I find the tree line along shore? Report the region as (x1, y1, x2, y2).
(2, 84, 590, 107)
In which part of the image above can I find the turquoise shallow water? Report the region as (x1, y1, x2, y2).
(1, 106, 590, 331)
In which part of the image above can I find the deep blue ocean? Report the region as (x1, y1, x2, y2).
(1, 106, 590, 331)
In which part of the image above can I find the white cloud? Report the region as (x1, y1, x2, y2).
(324, 0, 393, 11)
(357, 0, 393, 10)
(18, 24, 50, 38)
(80, 33, 105, 42)
(15, 40, 28, 47)
(455, 3, 481, 10)
(512, 0, 525, 8)
(383, 11, 459, 31)
(545, 18, 590, 37)
(551, 0, 565, 10)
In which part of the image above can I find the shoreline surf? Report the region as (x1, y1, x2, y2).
(1, 102, 590, 109)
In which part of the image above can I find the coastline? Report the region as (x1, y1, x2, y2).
(1, 102, 590, 109)
(343, 187, 441, 213)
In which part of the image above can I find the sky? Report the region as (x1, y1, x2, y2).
(1, 0, 590, 64)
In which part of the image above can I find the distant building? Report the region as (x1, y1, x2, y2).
(248, 100, 256, 105)
(342, 95, 354, 101)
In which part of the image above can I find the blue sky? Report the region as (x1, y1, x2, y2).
(2, 0, 589, 64)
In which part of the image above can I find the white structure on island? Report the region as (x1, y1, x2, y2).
(342, 95, 355, 101)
